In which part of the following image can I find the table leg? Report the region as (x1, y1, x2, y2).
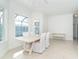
(23, 42, 33, 55)
(28, 43, 33, 55)
(23, 42, 27, 51)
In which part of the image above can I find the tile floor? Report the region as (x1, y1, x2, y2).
(1, 39, 78, 59)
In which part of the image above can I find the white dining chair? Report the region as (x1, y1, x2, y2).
(45, 32, 50, 48)
(32, 33, 46, 53)
(23, 32, 29, 37)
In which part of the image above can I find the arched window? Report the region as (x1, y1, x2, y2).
(15, 15, 28, 37)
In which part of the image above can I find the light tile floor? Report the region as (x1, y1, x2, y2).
(1, 39, 78, 59)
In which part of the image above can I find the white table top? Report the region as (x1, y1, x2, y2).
(16, 36, 40, 43)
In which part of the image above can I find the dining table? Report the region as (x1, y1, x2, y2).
(16, 35, 40, 55)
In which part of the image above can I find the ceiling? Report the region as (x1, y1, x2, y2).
(15, 0, 78, 15)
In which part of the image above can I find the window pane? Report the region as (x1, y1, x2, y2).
(0, 10, 3, 41)
(23, 18, 28, 23)
(16, 16, 25, 22)
(15, 26, 23, 37)
(33, 21, 40, 35)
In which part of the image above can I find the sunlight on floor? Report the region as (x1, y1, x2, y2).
(13, 50, 23, 58)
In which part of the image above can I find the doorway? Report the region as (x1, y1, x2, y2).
(73, 14, 78, 40)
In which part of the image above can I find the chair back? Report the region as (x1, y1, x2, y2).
(40, 33, 46, 43)
(23, 32, 29, 37)
(45, 32, 50, 48)
(46, 32, 50, 40)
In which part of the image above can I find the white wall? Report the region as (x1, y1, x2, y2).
(8, 0, 31, 50)
(48, 14, 73, 40)
(43, 15, 48, 32)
